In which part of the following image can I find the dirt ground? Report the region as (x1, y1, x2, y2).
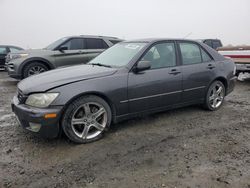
(0, 71, 250, 188)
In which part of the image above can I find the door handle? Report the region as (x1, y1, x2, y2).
(169, 69, 181, 75)
(207, 64, 215, 69)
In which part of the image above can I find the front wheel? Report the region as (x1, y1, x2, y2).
(23, 62, 48, 78)
(61, 95, 112, 143)
(204, 81, 225, 111)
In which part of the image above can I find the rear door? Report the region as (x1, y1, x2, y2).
(127, 42, 182, 113)
(0, 46, 8, 67)
(178, 41, 216, 103)
(54, 38, 89, 67)
(85, 38, 109, 61)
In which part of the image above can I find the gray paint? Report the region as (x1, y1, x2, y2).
(17, 39, 236, 121)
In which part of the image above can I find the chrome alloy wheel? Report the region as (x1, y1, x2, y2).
(71, 102, 107, 140)
(209, 83, 225, 108)
(28, 66, 46, 76)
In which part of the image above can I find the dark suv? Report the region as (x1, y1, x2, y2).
(200, 39, 223, 50)
(6, 35, 122, 79)
(0, 45, 23, 69)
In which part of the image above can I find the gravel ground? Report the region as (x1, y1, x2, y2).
(0, 71, 250, 188)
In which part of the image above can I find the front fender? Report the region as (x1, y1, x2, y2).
(18, 57, 55, 74)
(49, 73, 128, 117)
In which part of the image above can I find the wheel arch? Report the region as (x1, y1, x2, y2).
(207, 76, 228, 94)
(19, 57, 55, 78)
(59, 91, 117, 126)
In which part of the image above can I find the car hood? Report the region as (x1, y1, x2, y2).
(18, 64, 117, 94)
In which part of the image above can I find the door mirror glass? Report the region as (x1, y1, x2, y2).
(58, 46, 68, 51)
(135, 60, 151, 72)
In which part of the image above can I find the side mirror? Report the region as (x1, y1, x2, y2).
(58, 46, 68, 52)
(134, 60, 151, 73)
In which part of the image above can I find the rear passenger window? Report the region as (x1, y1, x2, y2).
(179, 43, 202, 65)
(86, 38, 108, 49)
(201, 48, 212, 62)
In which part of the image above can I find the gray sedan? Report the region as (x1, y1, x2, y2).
(12, 39, 236, 143)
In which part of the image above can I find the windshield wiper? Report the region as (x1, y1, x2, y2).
(89, 63, 112, 68)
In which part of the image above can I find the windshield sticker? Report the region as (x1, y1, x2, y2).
(125, 44, 142, 50)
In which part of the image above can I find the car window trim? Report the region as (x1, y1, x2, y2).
(200, 46, 214, 62)
(129, 40, 180, 72)
(55, 37, 86, 51)
(177, 41, 214, 66)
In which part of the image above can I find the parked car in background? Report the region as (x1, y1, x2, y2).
(0, 45, 23, 70)
(217, 45, 250, 76)
(12, 39, 236, 143)
(199, 39, 223, 50)
(5, 35, 123, 79)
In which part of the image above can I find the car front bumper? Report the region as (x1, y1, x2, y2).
(11, 95, 63, 138)
(6, 63, 22, 79)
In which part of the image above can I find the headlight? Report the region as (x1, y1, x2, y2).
(25, 93, 59, 108)
(9, 53, 29, 60)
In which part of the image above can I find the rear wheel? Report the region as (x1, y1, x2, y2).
(62, 95, 112, 143)
(204, 80, 225, 111)
(23, 62, 48, 78)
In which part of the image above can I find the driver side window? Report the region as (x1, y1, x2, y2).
(61, 38, 85, 50)
(142, 42, 176, 69)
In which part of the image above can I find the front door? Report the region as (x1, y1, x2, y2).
(54, 38, 89, 68)
(128, 42, 182, 113)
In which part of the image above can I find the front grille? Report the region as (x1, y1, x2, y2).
(17, 89, 27, 104)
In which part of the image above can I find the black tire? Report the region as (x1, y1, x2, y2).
(61, 95, 112, 144)
(204, 80, 225, 111)
(23, 62, 48, 78)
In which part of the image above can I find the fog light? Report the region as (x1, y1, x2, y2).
(27, 122, 41, 132)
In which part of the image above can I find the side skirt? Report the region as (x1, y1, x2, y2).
(114, 99, 204, 123)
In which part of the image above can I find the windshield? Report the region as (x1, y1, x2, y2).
(89, 42, 147, 67)
(45, 37, 69, 50)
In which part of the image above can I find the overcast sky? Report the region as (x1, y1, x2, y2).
(0, 0, 249, 49)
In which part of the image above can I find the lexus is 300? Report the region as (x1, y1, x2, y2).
(12, 39, 236, 143)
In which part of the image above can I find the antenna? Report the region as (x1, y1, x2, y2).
(183, 32, 192, 39)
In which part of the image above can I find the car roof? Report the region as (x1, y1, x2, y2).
(199, 39, 221, 42)
(123, 38, 204, 43)
(67, 35, 122, 40)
